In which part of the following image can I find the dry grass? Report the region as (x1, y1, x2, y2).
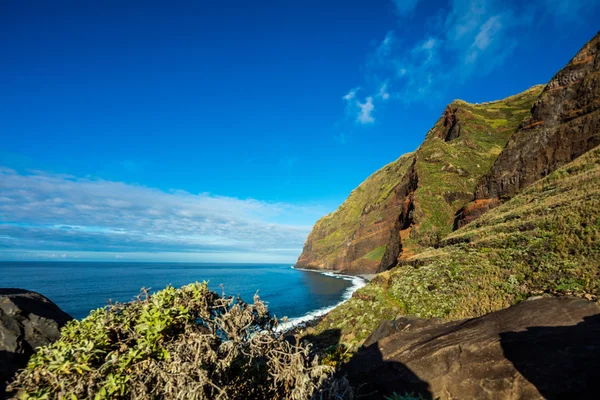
(8, 283, 353, 400)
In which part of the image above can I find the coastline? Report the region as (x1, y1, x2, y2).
(277, 266, 368, 331)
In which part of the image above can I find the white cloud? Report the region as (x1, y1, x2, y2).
(421, 38, 437, 50)
(356, 97, 375, 124)
(342, 0, 597, 109)
(466, 15, 504, 63)
(343, 87, 360, 101)
(377, 82, 390, 100)
(0, 168, 325, 262)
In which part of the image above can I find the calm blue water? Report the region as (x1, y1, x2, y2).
(0, 262, 363, 322)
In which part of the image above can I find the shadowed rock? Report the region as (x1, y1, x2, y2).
(0, 289, 72, 397)
(342, 297, 600, 399)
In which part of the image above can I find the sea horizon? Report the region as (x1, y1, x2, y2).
(0, 261, 365, 326)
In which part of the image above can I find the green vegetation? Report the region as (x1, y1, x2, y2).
(303, 152, 414, 267)
(308, 273, 402, 349)
(9, 283, 351, 400)
(408, 85, 545, 252)
(363, 245, 387, 261)
(298, 85, 544, 272)
(312, 145, 600, 346)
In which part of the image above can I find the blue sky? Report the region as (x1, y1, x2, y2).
(1, 0, 599, 262)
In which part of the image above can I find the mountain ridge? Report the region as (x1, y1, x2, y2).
(298, 31, 600, 350)
(297, 85, 545, 274)
(297, 31, 600, 276)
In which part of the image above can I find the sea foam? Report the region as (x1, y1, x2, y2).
(276, 266, 366, 331)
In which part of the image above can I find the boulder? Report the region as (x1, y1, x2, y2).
(0, 289, 72, 397)
(343, 297, 600, 399)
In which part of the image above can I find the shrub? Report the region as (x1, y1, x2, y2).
(8, 282, 351, 400)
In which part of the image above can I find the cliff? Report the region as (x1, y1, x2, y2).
(298, 31, 600, 276)
(457, 30, 600, 224)
(301, 31, 600, 348)
(296, 86, 544, 274)
(310, 143, 600, 347)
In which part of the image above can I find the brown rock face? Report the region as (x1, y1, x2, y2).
(342, 297, 600, 399)
(453, 197, 501, 230)
(0, 289, 72, 396)
(439, 105, 462, 142)
(295, 158, 418, 274)
(475, 31, 600, 201)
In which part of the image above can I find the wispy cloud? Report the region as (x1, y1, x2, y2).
(342, 87, 360, 101)
(342, 87, 377, 125)
(377, 82, 390, 100)
(356, 97, 375, 124)
(0, 167, 324, 262)
(341, 0, 597, 116)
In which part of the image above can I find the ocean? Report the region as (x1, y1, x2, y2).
(0, 262, 365, 326)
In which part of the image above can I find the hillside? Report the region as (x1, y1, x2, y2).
(476, 31, 600, 201)
(310, 144, 600, 347)
(300, 31, 600, 348)
(296, 85, 544, 274)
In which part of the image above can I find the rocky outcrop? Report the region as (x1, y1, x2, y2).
(453, 197, 500, 230)
(0, 289, 72, 396)
(343, 297, 600, 399)
(438, 105, 462, 142)
(474, 31, 600, 201)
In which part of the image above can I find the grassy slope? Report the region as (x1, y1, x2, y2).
(310, 145, 600, 348)
(298, 86, 544, 271)
(406, 85, 545, 252)
(302, 152, 415, 267)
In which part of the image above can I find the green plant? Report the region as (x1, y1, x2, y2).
(9, 283, 352, 400)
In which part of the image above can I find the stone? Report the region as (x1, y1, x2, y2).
(0, 289, 72, 397)
(342, 297, 600, 399)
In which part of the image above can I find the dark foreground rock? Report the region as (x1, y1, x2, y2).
(342, 297, 600, 399)
(0, 289, 72, 397)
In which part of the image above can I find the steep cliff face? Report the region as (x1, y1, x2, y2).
(473, 31, 600, 202)
(296, 86, 543, 274)
(296, 153, 416, 274)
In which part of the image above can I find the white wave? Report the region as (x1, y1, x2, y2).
(276, 267, 366, 332)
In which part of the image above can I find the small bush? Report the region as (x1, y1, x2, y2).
(9, 282, 351, 400)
